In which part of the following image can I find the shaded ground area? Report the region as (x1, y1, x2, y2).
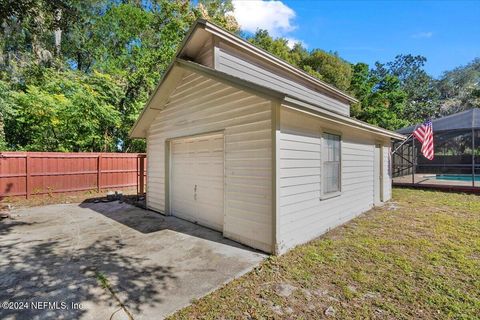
(0, 202, 264, 320)
(171, 189, 480, 319)
(0, 187, 145, 211)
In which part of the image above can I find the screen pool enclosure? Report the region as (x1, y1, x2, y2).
(392, 108, 480, 190)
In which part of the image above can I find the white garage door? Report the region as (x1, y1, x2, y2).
(170, 133, 224, 231)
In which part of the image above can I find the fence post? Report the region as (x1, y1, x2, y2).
(97, 154, 102, 192)
(25, 154, 30, 199)
(139, 155, 145, 195)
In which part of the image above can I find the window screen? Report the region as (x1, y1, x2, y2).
(322, 133, 341, 194)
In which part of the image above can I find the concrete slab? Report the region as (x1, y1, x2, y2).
(0, 201, 265, 319)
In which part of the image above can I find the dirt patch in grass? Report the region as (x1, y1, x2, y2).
(169, 189, 480, 319)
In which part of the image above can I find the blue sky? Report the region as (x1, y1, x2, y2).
(232, 0, 480, 78)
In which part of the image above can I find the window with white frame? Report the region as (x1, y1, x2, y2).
(322, 133, 341, 195)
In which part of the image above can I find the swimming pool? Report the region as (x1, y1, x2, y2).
(434, 174, 480, 182)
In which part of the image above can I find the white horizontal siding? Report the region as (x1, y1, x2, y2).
(277, 106, 380, 253)
(215, 46, 350, 116)
(147, 71, 273, 252)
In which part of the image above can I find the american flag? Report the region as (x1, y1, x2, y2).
(413, 120, 434, 160)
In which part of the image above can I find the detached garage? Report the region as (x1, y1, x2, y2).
(130, 19, 405, 254)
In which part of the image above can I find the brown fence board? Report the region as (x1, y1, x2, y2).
(0, 152, 146, 199)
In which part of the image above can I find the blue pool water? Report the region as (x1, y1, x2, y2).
(435, 174, 480, 182)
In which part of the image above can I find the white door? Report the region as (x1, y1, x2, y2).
(374, 144, 383, 204)
(170, 133, 224, 231)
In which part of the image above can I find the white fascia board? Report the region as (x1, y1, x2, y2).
(283, 97, 406, 140)
(201, 20, 358, 104)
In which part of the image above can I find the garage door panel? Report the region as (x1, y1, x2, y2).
(171, 133, 225, 231)
(196, 191, 223, 204)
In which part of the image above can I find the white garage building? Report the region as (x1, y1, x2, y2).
(130, 19, 404, 254)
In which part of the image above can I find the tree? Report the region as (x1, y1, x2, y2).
(437, 58, 480, 114)
(248, 29, 308, 66)
(300, 49, 352, 92)
(383, 54, 440, 122)
(0, 0, 476, 150)
(349, 63, 374, 118)
(362, 72, 409, 130)
(349, 62, 408, 130)
(3, 68, 122, 151)
(0, 80, 13, 150)
(69, 0, 239, 152)
(248, 30, 351, 91)
(0, 0, 240, 152)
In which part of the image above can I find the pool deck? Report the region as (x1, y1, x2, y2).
(393, 174, 480, 193)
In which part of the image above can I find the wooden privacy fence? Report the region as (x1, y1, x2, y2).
(0, 152, 146, 199)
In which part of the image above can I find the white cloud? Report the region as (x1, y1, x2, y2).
(231, 0, 297, 37)
(412, 31, 433, 39)
(285, 37, 307, 49)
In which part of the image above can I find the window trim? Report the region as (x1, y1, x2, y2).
(320, 130, 342, 200)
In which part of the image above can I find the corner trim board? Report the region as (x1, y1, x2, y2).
(271, 100, 281, 254)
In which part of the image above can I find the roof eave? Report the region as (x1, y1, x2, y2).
(130, 19, 363, 138)
(200, 20, 359, 105)
(175, 59, 285, 100)
(129, 62, 176, 138)
(129, 59, 287, 138)
(131, 58, 403, 140)
(283, 97, 406, 140)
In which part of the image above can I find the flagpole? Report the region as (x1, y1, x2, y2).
(392, 133, 414, 155)
(392, 123, 420, 156)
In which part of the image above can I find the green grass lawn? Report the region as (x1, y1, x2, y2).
(169, 188, 480, 319)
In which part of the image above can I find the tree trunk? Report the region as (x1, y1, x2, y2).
(54, 8, 62, 56)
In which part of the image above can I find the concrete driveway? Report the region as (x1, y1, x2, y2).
(0, 201, 265, 320)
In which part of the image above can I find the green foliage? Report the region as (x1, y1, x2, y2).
(246, 30, 454, 130)
(350, 56, 445, 129)
(437, 58, 480, 114)
(0, 0, 478, 152)
(350, 62, 409, 130)
(0, 0, 239, 152)
(248, 30, 308, 66)
(3, 68, 122, 151)
(0, 80, 13, 149)
(349, 63, 372, 117)
(384, 54, 440, 122)
(248, 30, 351, 91)
(301, 49, 352, 92)
(361, 73, 409, 130)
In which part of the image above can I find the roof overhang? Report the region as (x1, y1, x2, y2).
(283, 98, 406, 140)
(129, 59, 285, 138)
(131, 19, 366, 139)
(194, 19, 359, 104)
(129, 61, 186, 138)
(130, 58, 404, 141)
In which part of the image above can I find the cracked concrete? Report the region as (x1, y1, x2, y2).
(0, 201, 265, 319)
